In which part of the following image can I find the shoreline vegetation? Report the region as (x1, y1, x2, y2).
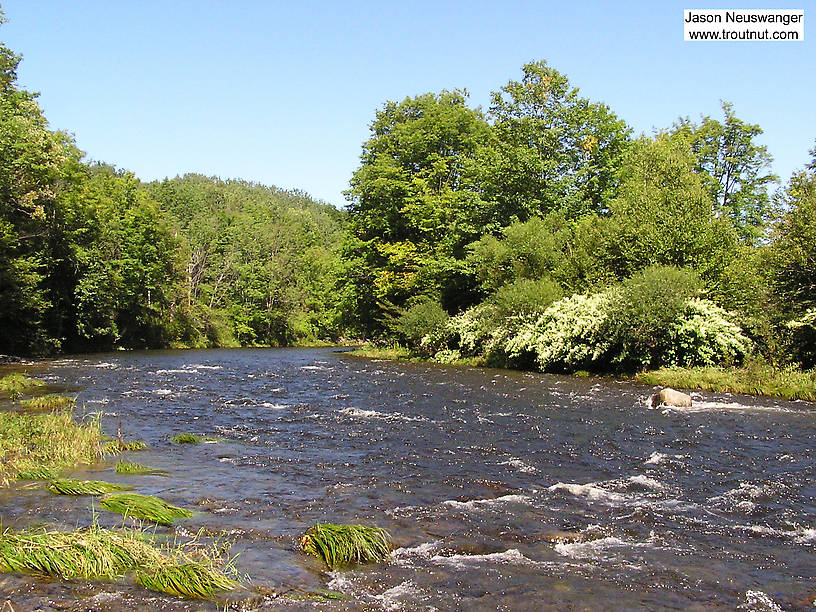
(348, 345, 816, 402)
(0, 374, 239, 600)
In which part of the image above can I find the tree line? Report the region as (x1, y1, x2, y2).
(1, 27, 814, 373)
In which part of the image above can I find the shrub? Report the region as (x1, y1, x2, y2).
(665, 299, 752, 367)
(505, 291, 617, 372)
(606, 265, 702, 369)
(387, 297, 449, 351)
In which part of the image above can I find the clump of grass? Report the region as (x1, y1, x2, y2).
(115, 461, 168, 476)
(16, 467, 58, 481)
(136, 562, 238, 598)
(100, 493, 193, 525)
(300, 523, 392, 569)
(0, 410, 102, 486)
(0, 525, 165, 580)
(0, 525, 239, 599)
(19, 394, 75, 412)
(102, 439, 148, 455)
(171, 434, 201, 444)
(636, 361, 816, 402)
(47, 478, 132, 496)
(0, 374, 45, 399)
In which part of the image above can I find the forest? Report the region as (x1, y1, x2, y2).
(1, 30, 815, 380)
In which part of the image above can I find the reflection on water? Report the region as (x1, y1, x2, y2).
(1, 348, 815, 610)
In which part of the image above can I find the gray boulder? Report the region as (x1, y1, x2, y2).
(650, 387, 692, 408)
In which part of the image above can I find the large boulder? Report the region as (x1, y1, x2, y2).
(650, 387, 692, 408)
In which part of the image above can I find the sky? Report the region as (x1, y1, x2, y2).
(1, 0, 813, 208)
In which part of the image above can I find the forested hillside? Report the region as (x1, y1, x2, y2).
(0, 30, 346, 354)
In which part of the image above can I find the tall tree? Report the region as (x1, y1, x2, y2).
(673, 102, 776, 240)
(0, 27, 84, 354)
(478, 60, 631, 221)
(343, 90, 492, 334)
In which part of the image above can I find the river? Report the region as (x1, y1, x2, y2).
(0, 348, 814, 610)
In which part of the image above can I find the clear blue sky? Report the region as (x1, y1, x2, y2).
(2, 0, 813, 207)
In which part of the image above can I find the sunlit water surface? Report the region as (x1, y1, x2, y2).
(1, 348, 814, 611)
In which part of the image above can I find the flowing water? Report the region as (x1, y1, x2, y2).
(1, 348, 815, 611)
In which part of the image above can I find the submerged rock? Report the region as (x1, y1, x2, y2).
(540, 530, 589, 544)
(651, 387, 692, 408)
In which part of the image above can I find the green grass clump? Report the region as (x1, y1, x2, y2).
(0, 373, 45, 399)
(0, 409, 102, 486)
(300, 523, 392, 569)
(636, 361, 816, 402)
(16, 467, 58, 480)
(47, 478, 132, 496)
(136, 562, 238, 598)
(115, 461, 168, 476)
(100, 493, 193, 525)
(0, 525, 165, 580)
(19, 394, 75, 411)
(171, 433, 201, 444)
(102, 439, 148, 455)
(0, 525, 238, 599)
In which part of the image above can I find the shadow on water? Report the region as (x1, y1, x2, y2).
(1, 347, 815, 610)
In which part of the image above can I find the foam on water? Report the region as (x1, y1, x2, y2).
(498, 457, 538, 473)
(442, 494, 531, 511)
(548, 482, 628, 504)
(742, 590, 783, 611)
(260, 402, 290, 410)
(627, 475, 666, 491)
(554, 536, 655, 564)
(374, 581, 423, 611)
(339, 407, 428, 423)
(428, 548, 536, 569)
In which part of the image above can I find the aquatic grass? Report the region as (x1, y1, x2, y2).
(0, 374, 45, 399)
(102, 439, 148, 455)
(171, 433, 201, 444)
(636, 362, 816, 402)
(0, 525, 239, 599)
(300, 523, 392, 569)
(0, 525, 166, 580)
(100, 493, 193, 525)
(16, 467, 58, 481)
(18, 394, 75, 412)
(135, 561, 238, 598)
(0, 409, 103, 486)
(115, 461, 168, 476)
(47, 478, 132, 496)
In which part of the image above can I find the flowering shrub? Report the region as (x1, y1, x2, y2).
(504, 291, 617, 371)
(664, 299, 752, 367)
(501, 291, 750, 373)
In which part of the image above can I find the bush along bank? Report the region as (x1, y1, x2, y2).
(362, 265, 815, 401)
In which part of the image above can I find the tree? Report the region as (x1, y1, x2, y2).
(343, 90, 492, 334)
(0, 30, 85, 354)
(603, 134, 738, 285)
(673, 102, 776, 240)
(478, 60, 631, 221)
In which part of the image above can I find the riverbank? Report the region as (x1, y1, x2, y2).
(348, 345, 816, 402)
